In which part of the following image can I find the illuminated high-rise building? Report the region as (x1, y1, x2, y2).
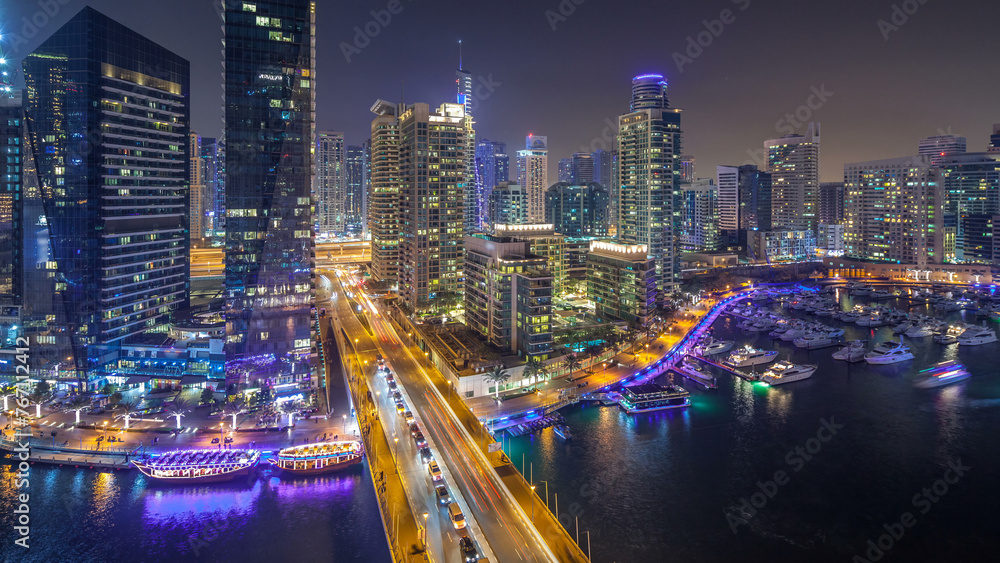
(345, 144, 366, 236)
(517, 135, 548, 222)
(618, 73, 682, 293)
(316, 131, 346, 236)
(224, 0, 316, 386)
(369, 100, 401, 283)
(558, 158, 572, 183)
(592, 149, 612, 190)
(189, 132, 205, 242)
(680, 155, 695, 184)
(456, 53, 478, 234)
(571, 152, 594, 184)
(21, 7, 190, 385)
(716, 164, 771, 254)
(765, 123, 820, 232)
(989, 124, 1000, 153)
(918, 134, 966, 165)
(476, 138, 508, 209)
(200, 137, 223, 236)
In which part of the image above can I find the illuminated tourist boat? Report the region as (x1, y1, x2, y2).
(618, 383, 690, 413)
(913, 360, 971, 388)
(269, 440, 364, 476)
(724, 346, 778, 367)
(132, 449, 261, 484)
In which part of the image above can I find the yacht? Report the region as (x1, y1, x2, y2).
(856, 314, 887, 328)
(913, 360, 971, 388)
(832, 340, 867, 362)
(958, 328, 998, 346)
(780, 327, 809, 342)
(793, 332, 835, 349)
(759, 361, 818, 385)
(870, 289, 892, 300)
(934, 325, 964, 345)
(892, 321, 913, 334)
(905, 323, 937, 338)
(700, 339, 735, 356)
(824, 328, 846, 338)
(851, 285, 874, 296)
(724, 346, 779, 368)
(840, 312, 861, 323)
(935, 300, 963, 312)
(864, 338, 915, 365)
(748, 320, 778, 332)
(749, 290, 769, 302)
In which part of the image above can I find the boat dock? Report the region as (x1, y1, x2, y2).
(671, 360, 718, 389)
(1, 439, 138, 470)
(503, 413, 567, 437)
(689, 354, 761, 382)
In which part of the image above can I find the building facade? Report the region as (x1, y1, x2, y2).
(765, 123, 820, 232)
(680, 179, 719, 252)
(543, 182, 609, 238)
(189, 133, 205, 242)
(487, 182, 528, 227)
(316, 131, 346, 236)
(747, 230, 817, 263)
(224, 0, 316, 386)
(21, 7, 191, 384)
(475, 138, 508, 217)
(517, 135, 548, 223)
(592, 148, 612, 190)
(587, 241, 656, 326)
(558, 158, 572, 184)
(716, 164, 772, 255)
(617, 73, 682, 294)
(398, 102, 467, 310)
(818, 182, 845, 225)
(918, 134, 966, 165)
(844, 155, 943, 267)
(200, 137, 223, 237)
(989, 125, 1000, 153)
(370, 100, 401, 283)
(456, 66, 478, 235)
(345, 144, 366, 236)
(937, 153, 1000, 263)
(817, 223, 844, 255)
(464, 234, 553, 362)
(494, 223, 566, 294)
(571, 152, 594, 184)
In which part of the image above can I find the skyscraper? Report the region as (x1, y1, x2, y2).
(475, 138, 508, 216)
(370, 100, 401, 283)
(558, 158, 572, 184)
(818, 182, 845, 225)
(543, 182, 609, 238)
(716, 165, 771, 254)
(21, 7, 190, 383)
(918, 134, 966, 165)
(189, 132, 205, 242)
(592, 148, 612, 189)
(0, 86, 21, 309)
(844, 155, 943, 267)
(680, 155, 695, 184)
(765, 123, 820, 232)
(571, 152, 594, 184)
(487, 182, 529, 227)
(618, 73, 682, 293)
(938, 153, 1000, 262)
(200, 137, 223, 236)
(224, 0, 316, 386)
(680, 179, 719, 252)
(345, 144, 366, 235)
(398, 102, 468, 310)
(456, 58, 478, 234)
(517, 135, 548, 222)
(316, 131, 346, 236)
(988, 124, 1000, 153)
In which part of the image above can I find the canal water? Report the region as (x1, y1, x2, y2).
(0, 462, 390, 562)
(508, 289, 1000, 562)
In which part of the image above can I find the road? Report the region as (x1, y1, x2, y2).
(191, 241, 370, 277)
(325, 269, 584, 563)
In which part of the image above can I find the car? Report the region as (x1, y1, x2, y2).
(413, 431, 427, 448)
(428, 460, 442, 481)
(419, 447, 434, 463)
(409, 422, 420, 436)
(576, 381, 589, 388)
(404, 411, 414, 425)
(459, 536, 479, 562)
(448, 502, 466, 529)
(436, 484, 451, 505)
(391, 391, 402, 402)
(385, 373, 394, 383)
(395, 402, 406, 414)
(388, 380, 398, 390)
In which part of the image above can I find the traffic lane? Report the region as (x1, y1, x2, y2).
(378, 337, 541, 563)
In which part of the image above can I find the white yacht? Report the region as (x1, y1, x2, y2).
(905, 323, 937, 338)
(856, 314, 887, 328)
(749, 290, 769, 302)
(759, 361, 818, 385)
(780, 327, 809, 342)
(958, 328, 998, 346)
(824, 328, 845, 338)
(934, 325, 964, 345)
(864, 338, 915, 365)
(892, 321, 913, 334)
(793, 333, 834, 349)
(832, 340, 867, 362)
(840, 312, 861, 323)
(870, 289, 892, 300)
(851, 286, 874, 296)
(700, 339, 735, 356)
(724, 346, 779, 368)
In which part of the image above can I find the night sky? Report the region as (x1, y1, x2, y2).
(4, 0, 999, 182)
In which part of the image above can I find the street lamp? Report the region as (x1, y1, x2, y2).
(421, 511, 429, 546)
(530, 485, 536, 522)
(540, 480, 550, 510)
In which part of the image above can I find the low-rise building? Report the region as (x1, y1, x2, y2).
(464, 234, 554, 362)
(818, 223, 844, 255)
(586, 241, 657, 325)
(747, 230, 817, 263)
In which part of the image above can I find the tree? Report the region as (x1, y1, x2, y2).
(115, 401, 139, 430)
(523, 358, 549, 386)
(63, 395, 90, 425)
(200, 387, 214, 405)
(166, 399, 193, 429)
(100, 383, 115, 396)
(279, 400, 299, 428)
(109, 391, 124, 407)
(1, 383, 19, 411)
(30, 380, 51, 403)
(561, 353, 581, 377)
(485, 365, 510, 398)
(223, 396, 247, 430)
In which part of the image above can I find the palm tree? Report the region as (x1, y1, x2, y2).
(1, 383, 19, 411)
(223, 396, 247, 430)
(279, 400, 299, 428)
(584, 343, 604, 368)
(114, 401, 139, 430)
(62, 395, 90, 425)
(561, 353, 581, 377)
(485, 365, 510, 398)
(166, 399, 193, 429)
(523, 357, 548, 386)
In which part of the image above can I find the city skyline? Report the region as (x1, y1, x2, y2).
(4, 0, 999, 184)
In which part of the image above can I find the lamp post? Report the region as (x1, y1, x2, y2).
(421, 511, 428, 547)
(582, 530, 591, 561)
(540, 480, 550, 509)
(530, 485, 536, 522)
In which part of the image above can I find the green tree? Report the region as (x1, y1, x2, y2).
(200, 387, 214, 405)
(561, 353, 581, 376)
(30, 380, 51, 402)
(485, 365, 510, 398)
(101, 383, 115, 396)
(523, 357, 549, 386)
(109, 391, 123, 407)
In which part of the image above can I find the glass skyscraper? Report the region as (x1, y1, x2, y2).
(20, 7, 190, 387)
(224, 0, 316, 388)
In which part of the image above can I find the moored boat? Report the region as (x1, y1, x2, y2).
(270, 440, 364, 476)
(832, 340, 866, 362)
(133, 449, 261, 484)
(864, 337, 914, 365)
(618, 383, 690, 413)
(724, 346, 778, 367)
(759, 361, 818, 385)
